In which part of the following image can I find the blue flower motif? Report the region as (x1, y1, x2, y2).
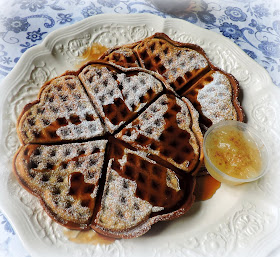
(57, 13, 73, 24)
(182, 12, 198, 24)
(249, 19, 257, 27)
(3, 16, 30, 33)
(197, 11, 216, 24)
(81, 3, 102, 18)
(253, 4, 270, 18)
(19, 0, 48, 12)
(248, 19, 265, 32)
(0, 57, 12, 65)
(20, 42, 36, 53)
(225, 7, 247, 22)
(258, 41, 280, 58)
(26, 28, 47, 42)
(97, 0, 120, 8)
(243, 49, 257, 60)
(219, 22, 243, 40)
(1, 214, 15, 235)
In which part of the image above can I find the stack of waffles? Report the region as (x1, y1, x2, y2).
(14, 33, 244, 238)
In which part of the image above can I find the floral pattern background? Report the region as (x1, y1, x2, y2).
(0, 0, 279, 86)
(0, 0, 279, 256)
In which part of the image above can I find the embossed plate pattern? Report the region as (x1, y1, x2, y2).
(0, 14, 280, 257)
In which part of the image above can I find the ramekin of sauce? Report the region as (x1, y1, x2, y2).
(203, 120, 269, 185)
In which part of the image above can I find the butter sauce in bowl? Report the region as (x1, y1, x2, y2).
(203, 120, 269, 185)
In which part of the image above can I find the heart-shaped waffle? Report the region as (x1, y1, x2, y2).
(14, 140, 107, 229)
(101, 33, 210, 92)
(116, 94, 203, 174)
(14, 61, 202, 238)
(181, 70, 241, 131)
(17, 74, 105, 144)
(92, 140, 195, 238)
(14, 28, 246, 238)
(78, 63, 164, 133)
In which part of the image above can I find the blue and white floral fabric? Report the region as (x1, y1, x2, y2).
(0, 0, 279, 86)
(0, 0, 279, 256)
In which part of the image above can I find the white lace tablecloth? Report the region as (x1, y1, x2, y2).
(0, 0, 279, 256)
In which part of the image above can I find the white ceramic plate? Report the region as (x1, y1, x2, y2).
(0, 14, 280, 257)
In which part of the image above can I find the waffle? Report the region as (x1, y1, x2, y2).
(116, 93, 203, 175)
(101, 43, 140, 68)
(181, 70, 244, 131)
(78, 63, 164, 133)
(100, 33, 244, 130)
(14, 60, 203, 238)
(92, 140, 195, 238)
(100, 33, 210, 92)
(14, 140, 107, 229)
(17, 74, 105, 144)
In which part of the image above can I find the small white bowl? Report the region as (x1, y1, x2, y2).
(203, 120, 270, 185)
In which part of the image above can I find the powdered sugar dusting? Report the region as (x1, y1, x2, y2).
(79, 65, 124, 132)
(79, 66, 122, 106)
(114, 48, 135, 59)
(117, 94, 200, 172)
(116, 94, 169, 144)
(182, 97, 201, 136)
(118, 152, 128, 169)
(56, 120, 103, 140)
(16, 140, 107, 225)
(176, 97, 199, 155)
(117, 72, 163, 112)
(162, 49, 208, 83)
(20, 75, 104, 143)
(152, 206, 164, 212)
(114, 48, 132, 56)
(122, 147, 156, 165)
(95, 162, 153, 231)
(197, 71, 238, 124)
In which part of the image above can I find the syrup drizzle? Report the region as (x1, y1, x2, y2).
(78, 43, 108, 67)
(194, 174, 221, 201)
(63, 229, 115, 245)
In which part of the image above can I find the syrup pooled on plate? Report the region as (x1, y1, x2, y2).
(194, 174, 221, 201)
(63, 229, 116, 245)
(79, 43, 108, 66)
